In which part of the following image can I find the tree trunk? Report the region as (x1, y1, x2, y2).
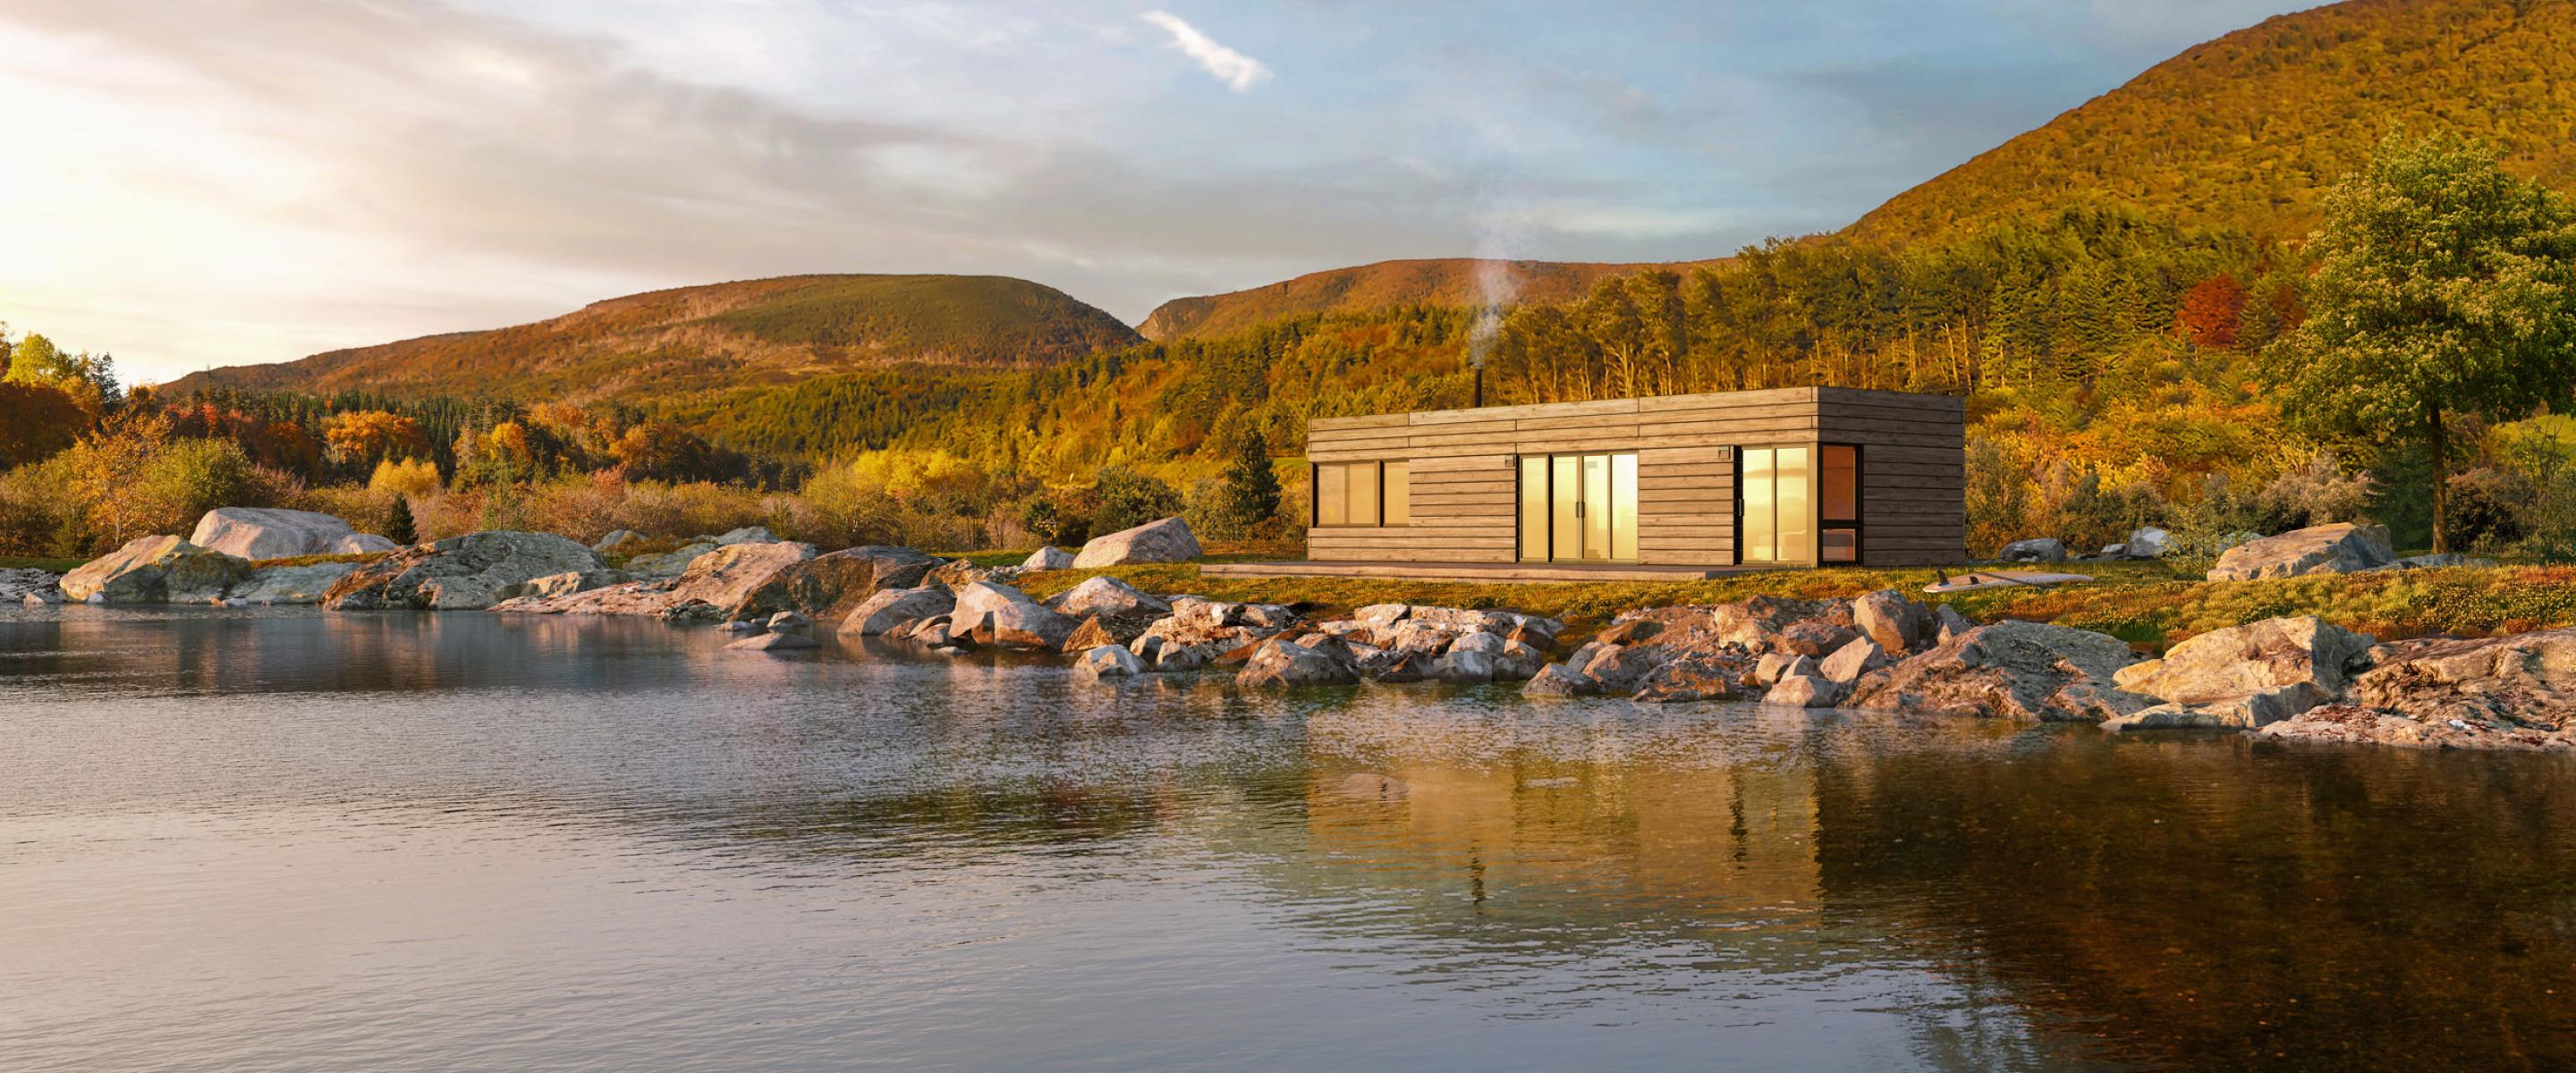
(2428, 401, 2450, 554)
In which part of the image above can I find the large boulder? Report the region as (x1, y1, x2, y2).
(1766, 673, 1843, 708)
(1075, 644, 1147, 680)
(725, 545, 940, 622)
(2107, 616, 2375, 728)
(1052, 576, 1171, 620)
(322, 531, 607, 610)
(228, 562, 365, 605)
(840, 585, 957, 636)
(61, 536, 253, 604)
(1997, 537, 2066, 563)
(2260, 629, 2576, 748)
(726, 630, 818, 652)
(1851, 589, 1930, 654)
(1021, 546, 1075, 571)
(665, 541, 818, 613)
(1842, 620, 2153, 722)
(1236, 637, 1360, 688)
(2207, 522, 2396, 581)
(1072, 516, 1202, 568)
(973, 601, 1080, 650)
(188, 507, 360, 561)
(1629, 654, 1757, 703)
(1818, 637, 1890, 684)
(952, 580, 1039, 626)
(332, 533, 399, 554)
(623, 542, 717, 579)
(713, 526, 776, 545)
(2123, 527, 2174, 560)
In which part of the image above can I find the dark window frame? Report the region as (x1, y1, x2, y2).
(1309, 460, 1410, 528)
(1820, 443, 1863, 565)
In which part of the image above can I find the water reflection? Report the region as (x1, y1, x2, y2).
(2, 608, 2571, 1071)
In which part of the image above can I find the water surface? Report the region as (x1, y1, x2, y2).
(4, 607, 2572, 1071)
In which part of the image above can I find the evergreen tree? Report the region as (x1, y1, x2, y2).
(384, 494, 419, 545)
(1218, 429, 1282, 534)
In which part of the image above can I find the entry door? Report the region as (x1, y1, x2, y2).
(1739, 445, 1812, 564)
(1520, 452, 1637, 562)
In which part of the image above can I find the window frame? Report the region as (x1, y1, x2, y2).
(1309, 460, 1411, 529)
(1819, 443, 1863, 565)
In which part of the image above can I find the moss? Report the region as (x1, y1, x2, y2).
(0, 556, 84, 573)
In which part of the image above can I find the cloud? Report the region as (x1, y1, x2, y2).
(1139, 10, 1272, 93)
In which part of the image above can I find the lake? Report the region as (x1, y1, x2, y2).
(4, 607, 2572, 1072)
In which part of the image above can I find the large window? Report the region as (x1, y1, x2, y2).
(1313, 460, 1410, 527)
(1515, 452, 1638, 562)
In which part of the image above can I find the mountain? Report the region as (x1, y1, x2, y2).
(1136, 258, 1720, 342)
(168, 274, 1142, 401)
(1847, 0, 2576, 244)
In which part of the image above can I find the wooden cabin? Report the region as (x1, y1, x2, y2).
(1298, 387, 1966, 570)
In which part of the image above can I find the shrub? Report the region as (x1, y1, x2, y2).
(1091, 465, 1182, 536)
(369, 458, 443, 500)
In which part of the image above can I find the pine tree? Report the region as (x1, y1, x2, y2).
(1219, 429, 1282, 534)
(385, 495, 419, 545)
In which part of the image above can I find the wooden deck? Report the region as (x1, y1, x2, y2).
(1199, 560, 1777, 583)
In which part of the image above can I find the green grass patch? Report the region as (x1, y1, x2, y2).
(0, 556, 83, 574)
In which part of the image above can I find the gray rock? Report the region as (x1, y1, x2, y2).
(1523, 663, 1597, 698)
(1851, 588, 1928, 653)
(1775, 619, 1860, 657)
(188, 507, 360, 561)
(593, 529, 643, 553)
(321, 531, 607, 611)
(1842, 620, 2153, 722)
(1932, 604, 1975, 645)
(230, 562, 365, 605)
(2207, 522, 2396, 581)
(1053, 576, 1170, 620)
(1432, 648, 1497, 684)
(665, 541, 818, 611)
(519, 570, 601, 601)
(726, 630, 818, 651)
(2373, 553, 2496, 571)
(1021, 545, 1075, 570)
(2123, 527, 2174, 559)
(713, 526, 777, 545)
(2109, 616, 2375, 728)
(726, 545, 941, 622)
(0, 568, 61, 603)
(332, 532, 399, 554)
(1075, 644, 1147, 679)
(1998, 537, 2067, 563)
(1818, 637, 1890, 684)
(1630, 655, 1753, 703)
(976, 601, 1080, 650)
(1072, 516, 1202, 569)
(842, 586, 956, 636)
(1765, 674, 1843, 708)
(1754, 651, 1796, 686)
(952, 580, 1038, 626)
(766, 611, 809, 630)
(1236, 638, 1360, 688)
(61, 536, 253, 604)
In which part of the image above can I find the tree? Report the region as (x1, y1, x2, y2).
(384, 494, 419, 545)
(323, 410, 432, 467)
(2174, 274, 2248, 350)
(0, 382, 89, 466)
(4, 333, 75, 385)
(1216, 428, 1283, 534)
(2272, 133, 2576, 553)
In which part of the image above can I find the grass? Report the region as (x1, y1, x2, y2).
(0, 556, 84, 573)
(1012, 554, 2576, 652)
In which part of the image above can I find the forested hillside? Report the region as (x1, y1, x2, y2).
(1848, 0, 2576, 243)
(1136, 258, 1718, 342)
(165, 275, 1141, 402)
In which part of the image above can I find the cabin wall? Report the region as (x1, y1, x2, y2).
(1305, 386, 1966, 568)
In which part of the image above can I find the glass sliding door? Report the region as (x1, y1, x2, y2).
(1739, 444, 1817, 565)
(1519, 452, 1640, 563)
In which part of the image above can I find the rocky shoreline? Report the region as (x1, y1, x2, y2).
(18, 511, 2574, 754)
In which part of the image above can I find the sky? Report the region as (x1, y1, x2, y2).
(0, 0, 2318, 384)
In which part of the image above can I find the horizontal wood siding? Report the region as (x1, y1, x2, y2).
(1305, 387, 1966, 568)
(1818, 390, 1968, 567)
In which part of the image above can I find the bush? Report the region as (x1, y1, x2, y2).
(1091, 465, 1182, 536)
(369, 458, 442, 500)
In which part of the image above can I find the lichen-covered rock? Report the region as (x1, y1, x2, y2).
(1236, 638, 1360, 688)
(1631, 655, 1755, 703)
(1851, 589, 1929, 654)
(1842, 620, 2152, 722)
(726, 545, 939, 622)
(229, 562, 364, 605)
(62, 536, 253, 604)
(623, 542, 717, 579)
(2287, 629, 2576, 744)
(1021, 545, 1074, 571)
(1072, 516, 1202, 568)
(974, 601, 1080, 650)
(2109, 615, 2375, 728)
(1765, 674, 1842, 708)
(189, 507, 361, 561)
(2207, 522, 2396, 581)
(1075, 644, 1147, 679)
(323, 531, 606, 611)
(841, 586, 958, 636)
(1818, 637, 1890, 684)
(667, 541, 817, 610)
(1998, 537, 2067, 563)
(1052, 576, 1170, 620)
(0, 568, 64, 604)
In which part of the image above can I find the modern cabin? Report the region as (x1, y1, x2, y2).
(1293, 387, 1966, 573)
